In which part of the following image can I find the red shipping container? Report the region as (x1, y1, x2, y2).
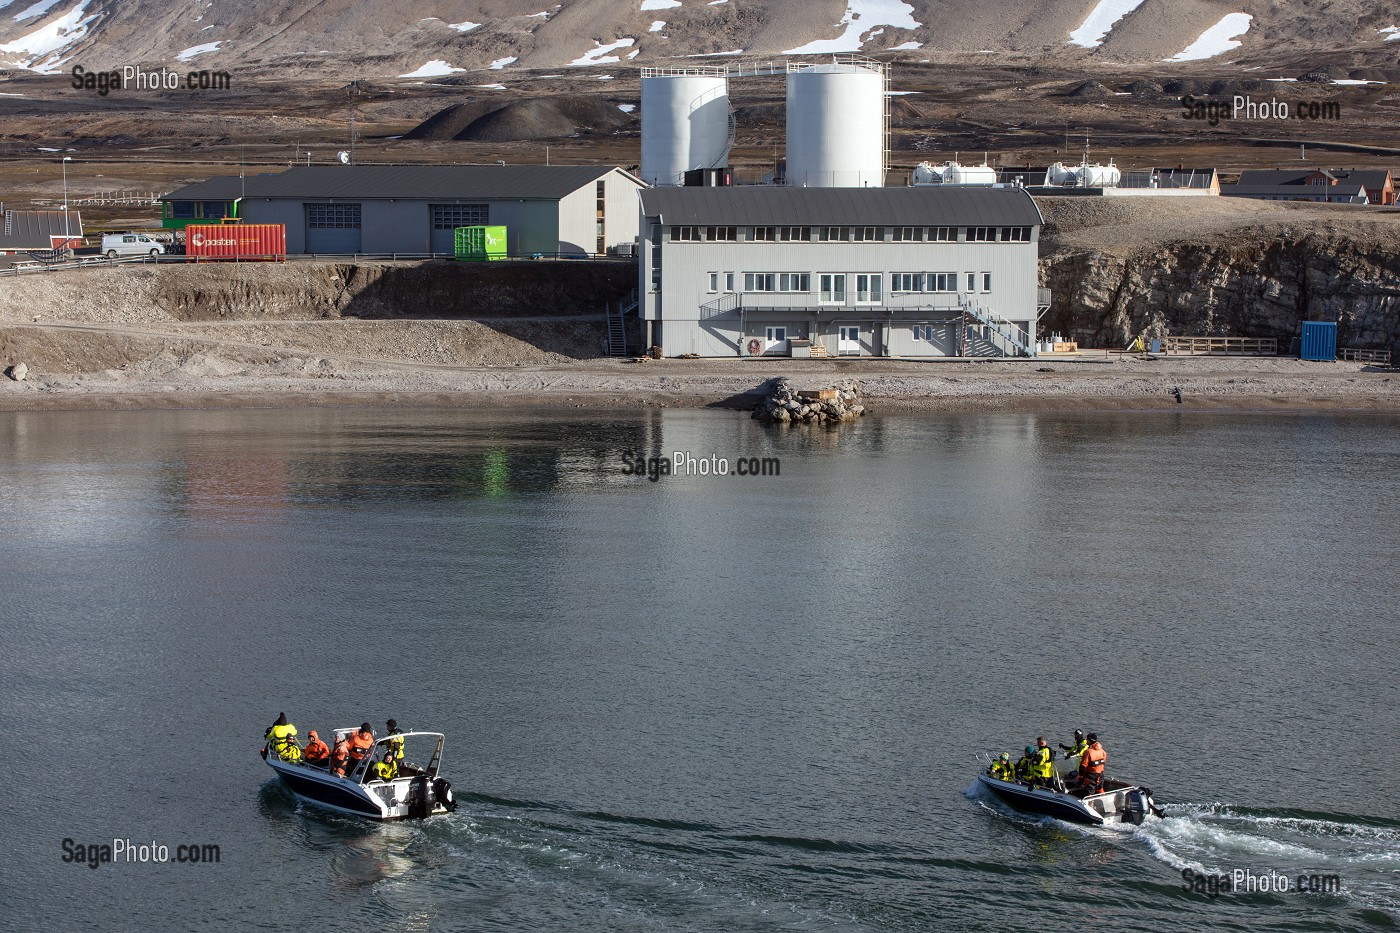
(186, 224, 286, 261)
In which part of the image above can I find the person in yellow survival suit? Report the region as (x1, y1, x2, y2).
(385, 719, 405, 761)
(373, 749, 399, 783)
(264, 713, 301, 762)
(989, 753, 1016, 781)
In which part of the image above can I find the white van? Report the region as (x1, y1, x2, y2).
(102, 233, 165, 259)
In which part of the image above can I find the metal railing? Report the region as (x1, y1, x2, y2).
(960, 296, 1034, 357)
(1162, 336, 1278, 356)
(0, 251, 636, 276)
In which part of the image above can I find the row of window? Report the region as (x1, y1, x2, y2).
(710, 271, 992, 296)
(670, 226, 1031, 243)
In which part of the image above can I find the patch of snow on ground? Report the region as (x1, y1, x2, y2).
(449, 21, 481, 32)
(0, 0, 97, 70)
(640, 0, 681, 9)
(1332, 79, 1382, 85)
(12, 0, 62, 21)
(1067, 0, 1146, 48)
(1166, 12, 1252, 62)
(528, 10, 550, 17)
(649, 20, 665, 32)
(784, 0, 921, 55)
(618, 103, 636, 112)
(1380, 26, 1399, 41)
(399, 60, 465, 78)
(473, 83, 507, 89)
(708, 0, 728, 4)
(176, 41, 221, 61)
(568, 37, 634, 66)
(890, 40, 921, 50)
(489, 56, 516, 69)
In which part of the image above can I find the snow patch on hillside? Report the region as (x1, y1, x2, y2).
(1167, 12, 1251, 61)
(1067, 0, 1146, 48)
(399, 59, 464, 77)
(568, 36, 634, 66)
(784, 0, 920, 55)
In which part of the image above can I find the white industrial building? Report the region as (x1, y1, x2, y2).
(637, 186, 1048, 358)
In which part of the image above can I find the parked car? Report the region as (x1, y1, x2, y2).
(102, 232, 165, 259)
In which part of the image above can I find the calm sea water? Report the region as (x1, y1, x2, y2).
(2, 407, 1397, 931)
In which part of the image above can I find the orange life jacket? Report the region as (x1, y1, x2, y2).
(330, 739, 350, 775)
(348, 730, 374, 760)
(1081, 742, 1106, 774)
(304, 737, 330, 762)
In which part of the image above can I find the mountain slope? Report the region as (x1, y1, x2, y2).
(1, 0, 1396, 77)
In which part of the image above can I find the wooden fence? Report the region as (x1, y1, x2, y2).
(1162, 336, 1278, 356)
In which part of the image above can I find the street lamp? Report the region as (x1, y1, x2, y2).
(61, 156, 72, 246)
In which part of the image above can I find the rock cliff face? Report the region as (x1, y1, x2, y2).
(1037, 199, 1400, 352)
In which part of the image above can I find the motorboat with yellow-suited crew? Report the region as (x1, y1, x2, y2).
(262, 727, 458, 820)
(977, 749, 1164, 826)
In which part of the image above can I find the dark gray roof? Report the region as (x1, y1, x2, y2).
(639, 185, 1044, 227)
(1221, 183, 1366, 201)
(163, 164, 629, 202)
(1238, 168, 1391, 191)
(0, 209, 83, 250)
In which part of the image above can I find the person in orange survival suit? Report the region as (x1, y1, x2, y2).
(329, 734, 351, 777)
(346, 722, 375, 774)
(1079, 732, 1107, 794)
(303, 730, 330, 766)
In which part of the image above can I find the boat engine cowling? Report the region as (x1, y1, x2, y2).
(1124, 788, 1159, 825)
(432, 777, 458, 813)
(407, 775, 433, 820)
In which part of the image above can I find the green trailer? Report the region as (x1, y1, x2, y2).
(454, 225, 508, 261)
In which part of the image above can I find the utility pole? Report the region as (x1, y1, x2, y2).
(61, 156, 72, 245)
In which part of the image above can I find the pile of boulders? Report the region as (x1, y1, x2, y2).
(752, 377, 866, 423)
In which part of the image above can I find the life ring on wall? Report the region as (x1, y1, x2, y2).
(747, 338, 763, 356)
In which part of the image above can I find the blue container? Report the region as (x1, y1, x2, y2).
(1300, 321, 1337, 361)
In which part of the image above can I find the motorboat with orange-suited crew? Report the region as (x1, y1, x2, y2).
(976, 738, 1164, 826)
(262, 727, 458, 820)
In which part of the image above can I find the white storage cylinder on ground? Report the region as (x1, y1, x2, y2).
(1045, 162, 1075, 185)
(911, 161, 943, 185)
(640, 74, 731, 187)
(940, 162, 998, 185)
(785, 63, 885, 188)
(1075, 162, 1121, 187)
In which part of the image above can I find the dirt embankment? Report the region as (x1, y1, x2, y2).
(1037, 197, 1400, 352)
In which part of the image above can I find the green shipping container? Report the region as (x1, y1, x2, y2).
(454, 225, 508, 261)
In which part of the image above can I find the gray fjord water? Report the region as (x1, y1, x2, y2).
(2, 407, 1397, 931)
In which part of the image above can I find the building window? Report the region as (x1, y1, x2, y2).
(912, 324, 937, 342)
(431, 204, 489, 229)
(966, 226, 995, 242)
(819, 226, 850, 242)
(671, 226, 700, 242)
(819, 273, 847, 303)
(966, 272, 976, 293)
(744, 272, 810, 292)
(307, 203, 362, 227)
(753, 226, 777, 242)
(707, 226, 737, 242)
(855, 273, 881, 304)
(982, 272, 992, 292)
(708, 272, 719, 293)
(1002, 226, 1031, 242)
(853, 226, 882, 242)
(893, 226, 923, 242)
(779, 226, 811, 242)
(929, 272, 958, 292)
(650, 223, 662, 292)
(724, 272, 735, 292)
(892, 273, 924, 293)
(596, 180, 606, 254)
(930, 226, 957, 242)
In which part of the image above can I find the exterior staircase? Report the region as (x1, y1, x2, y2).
(960, 296, 1035, 357)
(606, 289, 638, 357)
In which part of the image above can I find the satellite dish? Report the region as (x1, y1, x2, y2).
(337, 150, 351, 164)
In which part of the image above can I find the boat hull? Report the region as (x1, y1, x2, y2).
(266, 757, 451, 821)
(977, 773, 1157, 826)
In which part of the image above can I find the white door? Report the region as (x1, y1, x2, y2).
(838, 326, 860, 356)
(765, 326, 788, 354)
(855, 274, 881, 304)
(819, 274, 847, 304)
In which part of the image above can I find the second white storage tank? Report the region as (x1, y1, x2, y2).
(784, 62, 885, 188)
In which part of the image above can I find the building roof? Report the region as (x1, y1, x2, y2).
(1238, 168, 1392, 190)
(640, 185, 1044, 227)
(163, 164, 630, 202)
(0, 209, 83, 250)
(1221, 183, 1367, 201)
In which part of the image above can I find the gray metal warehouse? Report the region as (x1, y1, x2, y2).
(161, 164, 644, 257)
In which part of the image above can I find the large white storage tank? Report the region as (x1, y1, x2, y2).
(640, 72, 732, 187)
(785, 62, 885, 188)
(939, 161, 998, 186)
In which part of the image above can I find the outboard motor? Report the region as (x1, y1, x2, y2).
(406, 775, 432, 820)
(432, 777, 458, 813)
(1124, 788, 1160, 825)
